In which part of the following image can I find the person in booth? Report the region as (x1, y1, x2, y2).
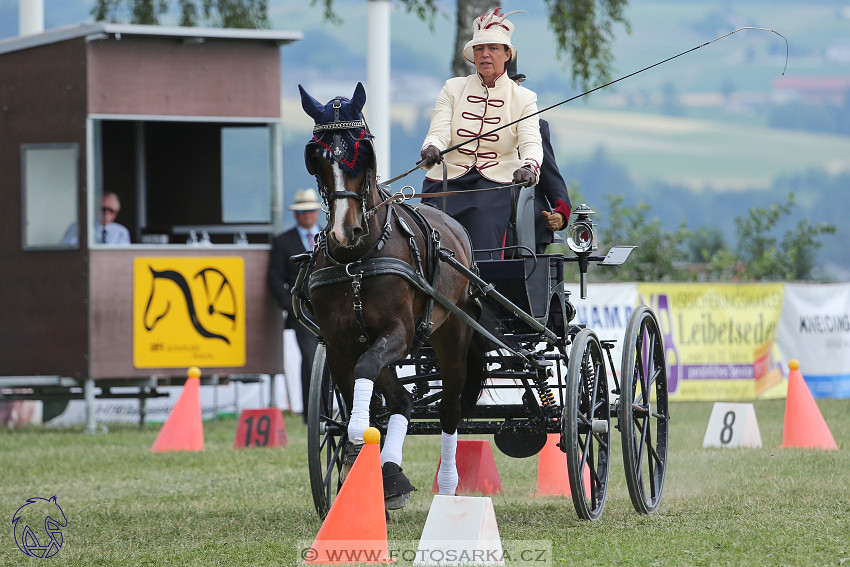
(507, 59, 572, 253)
(419, 9, 543, 258)
(61, 192, 131, 245)
(267, 188, 323, 423)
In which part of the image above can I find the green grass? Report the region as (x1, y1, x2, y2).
(2, 400, 848, 566)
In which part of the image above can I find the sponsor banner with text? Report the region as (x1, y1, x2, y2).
(638, 283, 786, 401)
(777, 283, 850, 398)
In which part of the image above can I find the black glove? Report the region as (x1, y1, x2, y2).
(420, 145, 442, 167)
(512, 166, 537, 187)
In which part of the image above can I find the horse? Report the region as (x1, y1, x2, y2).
(297, 82, 496, 510)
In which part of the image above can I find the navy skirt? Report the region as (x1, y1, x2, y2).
(422, 169, 514, 256)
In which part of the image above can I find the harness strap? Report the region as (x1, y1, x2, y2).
(319, 183, 386, 266)
(396, 203, 443, 353)
(291, 251, 321, 338)
(309, 258, 430, 295)
(350, 270, 369, 343)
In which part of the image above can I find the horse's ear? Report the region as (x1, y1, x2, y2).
(299, 84, 325, 122)
(351, 82, 366, 114)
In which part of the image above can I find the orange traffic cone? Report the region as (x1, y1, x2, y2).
(150, 367, 204, 452)
(782, 359, 837, 450)
(533, 434, 591, 497)
(305, 427, 389, 564)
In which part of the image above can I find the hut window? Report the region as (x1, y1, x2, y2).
(221, 126, 271, 223)
(21, 144, 79, 249)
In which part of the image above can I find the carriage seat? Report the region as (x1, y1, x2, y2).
(511, 184, 536, 256)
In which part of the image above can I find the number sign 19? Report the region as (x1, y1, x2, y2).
(702, 402, 762, 449)
(234, 408, 289, 449)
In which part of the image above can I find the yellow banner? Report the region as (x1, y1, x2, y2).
(133, 257, 246, 368)
(638, 283, 785, 401)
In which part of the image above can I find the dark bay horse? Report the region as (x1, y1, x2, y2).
(298, 82, 494, 509)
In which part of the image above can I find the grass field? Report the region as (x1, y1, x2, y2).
(2, 400, 848, 566)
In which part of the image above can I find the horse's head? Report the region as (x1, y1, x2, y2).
(300, 82, 377, 249)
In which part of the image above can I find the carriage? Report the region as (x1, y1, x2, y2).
(294, 83, 669, 522)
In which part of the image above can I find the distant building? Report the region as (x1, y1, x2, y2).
(771, 76, 850, 106)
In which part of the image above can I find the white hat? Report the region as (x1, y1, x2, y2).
(288, 188, 322, 211)
(462, 9, 521, 64)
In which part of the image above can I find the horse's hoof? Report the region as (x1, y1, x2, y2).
(340, 441, 363, 483)
(383, 462, 416, 510)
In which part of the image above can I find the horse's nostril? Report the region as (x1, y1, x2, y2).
(351, 226, 364, 240)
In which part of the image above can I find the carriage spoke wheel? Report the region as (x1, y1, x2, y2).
(307, 343, 350, 519)
(564, 329, 611, 520)
(619, 305, 670, 514)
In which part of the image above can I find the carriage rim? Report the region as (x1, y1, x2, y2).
(306, 343, 349, 519)
(563, 328, 611, 520)
(618, 305, 670, 514)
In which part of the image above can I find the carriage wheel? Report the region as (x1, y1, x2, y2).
(619, 305, 670, 514)
(307, 343, 349, 519)
(564, 328, 611, 520)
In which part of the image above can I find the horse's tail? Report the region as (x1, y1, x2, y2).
(460, 305, 510, 418)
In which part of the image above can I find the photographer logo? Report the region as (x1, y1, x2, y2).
(12, 496, 67, 559)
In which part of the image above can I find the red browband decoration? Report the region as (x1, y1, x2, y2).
(312, 128, 368, 173)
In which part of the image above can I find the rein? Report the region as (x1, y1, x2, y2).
(367, 181, 529, 218)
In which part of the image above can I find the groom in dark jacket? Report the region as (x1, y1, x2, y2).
(268, 188, 323, 423)
(508, 59, 573, 252)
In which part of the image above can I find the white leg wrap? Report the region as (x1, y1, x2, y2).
(437, 431, 459, 495)
(380, 414, 409, 466)
(347, 378, 374, 443)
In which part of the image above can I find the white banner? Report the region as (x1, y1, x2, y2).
(12, 283, 850, 429)
(778, 283, 850, 398)
(46, 330, 305, 426)
(564, 282, 638, 393)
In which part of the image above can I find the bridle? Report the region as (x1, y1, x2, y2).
(305, 96, 375, 211)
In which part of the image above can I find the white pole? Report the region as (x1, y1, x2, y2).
(367, 0, 391, 182)
(19, 0, 44, 36)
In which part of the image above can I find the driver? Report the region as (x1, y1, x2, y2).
(419, 9, 542, 258)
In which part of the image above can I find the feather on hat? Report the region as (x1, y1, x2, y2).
(462, 9, 522, 64)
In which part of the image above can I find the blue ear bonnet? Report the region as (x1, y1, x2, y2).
(299, 82, 374, 177)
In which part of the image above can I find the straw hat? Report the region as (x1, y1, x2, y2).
(462, 9, 521, 64)
(288, 188, 322, 211)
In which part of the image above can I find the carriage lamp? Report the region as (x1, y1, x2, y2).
(566, 204, 597, 254)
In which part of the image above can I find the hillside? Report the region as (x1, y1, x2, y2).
(3, 0, 849, 275)
(280, 0, 850, 277)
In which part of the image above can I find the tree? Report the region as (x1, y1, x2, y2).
(560, 191, 836, 283)
(451, 0, 492, 78)
(706, 193, 836, 282)
(92, 0, 270, 28)
(563, 194, 692, 283)
(312, 0, 630, 89)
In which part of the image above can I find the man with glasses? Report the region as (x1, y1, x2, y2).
(61, 192, 131, 245)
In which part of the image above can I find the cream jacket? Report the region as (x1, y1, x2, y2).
(422, 72, 543, 184)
